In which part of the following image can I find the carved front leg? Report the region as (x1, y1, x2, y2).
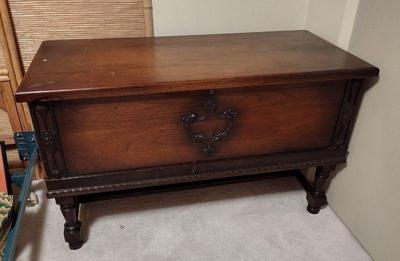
(55, 197, 84, 250)
(306, 165, 336, 214)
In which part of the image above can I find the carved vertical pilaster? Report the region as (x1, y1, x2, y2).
(330, 79, 364, 150)
(30, 103, 67, 179)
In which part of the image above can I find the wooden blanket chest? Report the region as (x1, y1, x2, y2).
(16, 31, 379, 249)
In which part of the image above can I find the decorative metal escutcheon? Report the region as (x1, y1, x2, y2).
(182, 90, 238, 156)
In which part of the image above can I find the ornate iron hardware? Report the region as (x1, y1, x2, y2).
(182, 90, 238, 156)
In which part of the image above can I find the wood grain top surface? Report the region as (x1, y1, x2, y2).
(16, 30, 379, 102)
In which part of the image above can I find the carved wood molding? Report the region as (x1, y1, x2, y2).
(47, 156, 346, 197)
(30, 103, 67, 179)
(330, 79, 363, 150)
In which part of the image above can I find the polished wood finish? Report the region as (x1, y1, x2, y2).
(16, 31, 378, 102)
(16, 31, 379, 249)
(54, 81, 344, 175)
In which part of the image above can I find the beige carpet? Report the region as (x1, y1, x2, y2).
(15, 177, 371, 261)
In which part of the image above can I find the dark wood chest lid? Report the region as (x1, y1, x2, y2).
(16, 30, 379, 102)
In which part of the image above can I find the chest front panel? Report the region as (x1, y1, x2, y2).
(53, 81, 345, 176)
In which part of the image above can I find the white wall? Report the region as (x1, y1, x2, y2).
(153, 0, 309, 36)
(306, 1, 400, 259)
(305, 0, 359, 49)
(325, 1, 400, 260)
(305, 0, 348, 44)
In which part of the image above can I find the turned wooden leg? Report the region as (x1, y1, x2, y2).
(55, 196, 84, 250)
(306, 165, 336, 214)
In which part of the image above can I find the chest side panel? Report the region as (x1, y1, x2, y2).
(54, 81, 345, 176)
